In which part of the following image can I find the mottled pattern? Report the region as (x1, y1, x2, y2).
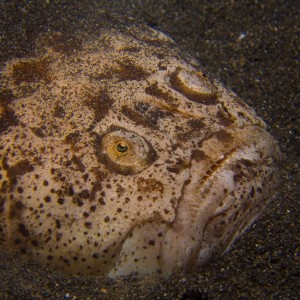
(0, 19, 280, 278)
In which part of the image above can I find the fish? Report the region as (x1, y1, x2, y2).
(0, 13, 280, 278)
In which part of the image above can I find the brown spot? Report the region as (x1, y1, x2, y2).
(188, 119, 206, 130)
(149, 108, 173, 125)
(0, 88, 14, 105)
(31, 126, 47, 138)
(166, 159, 190, 174)
(68, 186, 75, 196)
(116, 184, 125, 197)
(134, 102, 150, 114)
(8, 200, 25, 219)
(17, 186, 24, 194)
(72, 197, 84, 207)
(99, 198, 106, 205)
(71, 155, 86, 172)
(176, 121, 206, 141)
(84, 222, 92, 229)
(15, 239, 21, 245)
(0, 105, 19, 133)
(55, 219, 61, 229)
(214, 130, 233, 142)
(148, 240, 156, 246)
(104, 216, 110, 223)
(18, 223, 30, 237)
(192, 149, 209, 162)
(121, 106, 158, 130)
(57, 198, 65, 205)
(250, 186, 255, 198)
(84, 90, 114, 122)
(233, 174, 242, 182)
(115, 58, 149, 81)
(137, 178, 164, 194)
(78, 189, 90, 200)
(44, 196, 51, 203)
(12, 59, 50, 85)
(31, 240, 39, 247)
(14, 239, 21, 245)
(176, 120, 205, 142)
(82, 173, 89, 181)
(53, 104, 66, 118)
(65, 132, 81, 145)
(6, 160, 34, 184)
(135, 102, 173, 127)
(90, 182, 103, 201)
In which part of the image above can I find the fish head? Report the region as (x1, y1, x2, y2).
(0, 22, 280, 277)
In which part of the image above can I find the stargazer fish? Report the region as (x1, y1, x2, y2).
(0, 13, 280, 278)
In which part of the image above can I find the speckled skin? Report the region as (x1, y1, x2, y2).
(0, 18, 280, 278)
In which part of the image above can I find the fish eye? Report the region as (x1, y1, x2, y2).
(97, 128, 156, 175)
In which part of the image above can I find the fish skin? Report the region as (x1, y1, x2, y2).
(0, 14, 280, 277)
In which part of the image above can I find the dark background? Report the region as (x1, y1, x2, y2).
(0, 1, 299, 299)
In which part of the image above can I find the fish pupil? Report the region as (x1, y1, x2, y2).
(116, 142, 128, 153)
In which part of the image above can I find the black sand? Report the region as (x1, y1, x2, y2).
(0, 1, 298, 299)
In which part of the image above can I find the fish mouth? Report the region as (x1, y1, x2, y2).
(107, 125, 280, 278)
(157, 125, 280, 276)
